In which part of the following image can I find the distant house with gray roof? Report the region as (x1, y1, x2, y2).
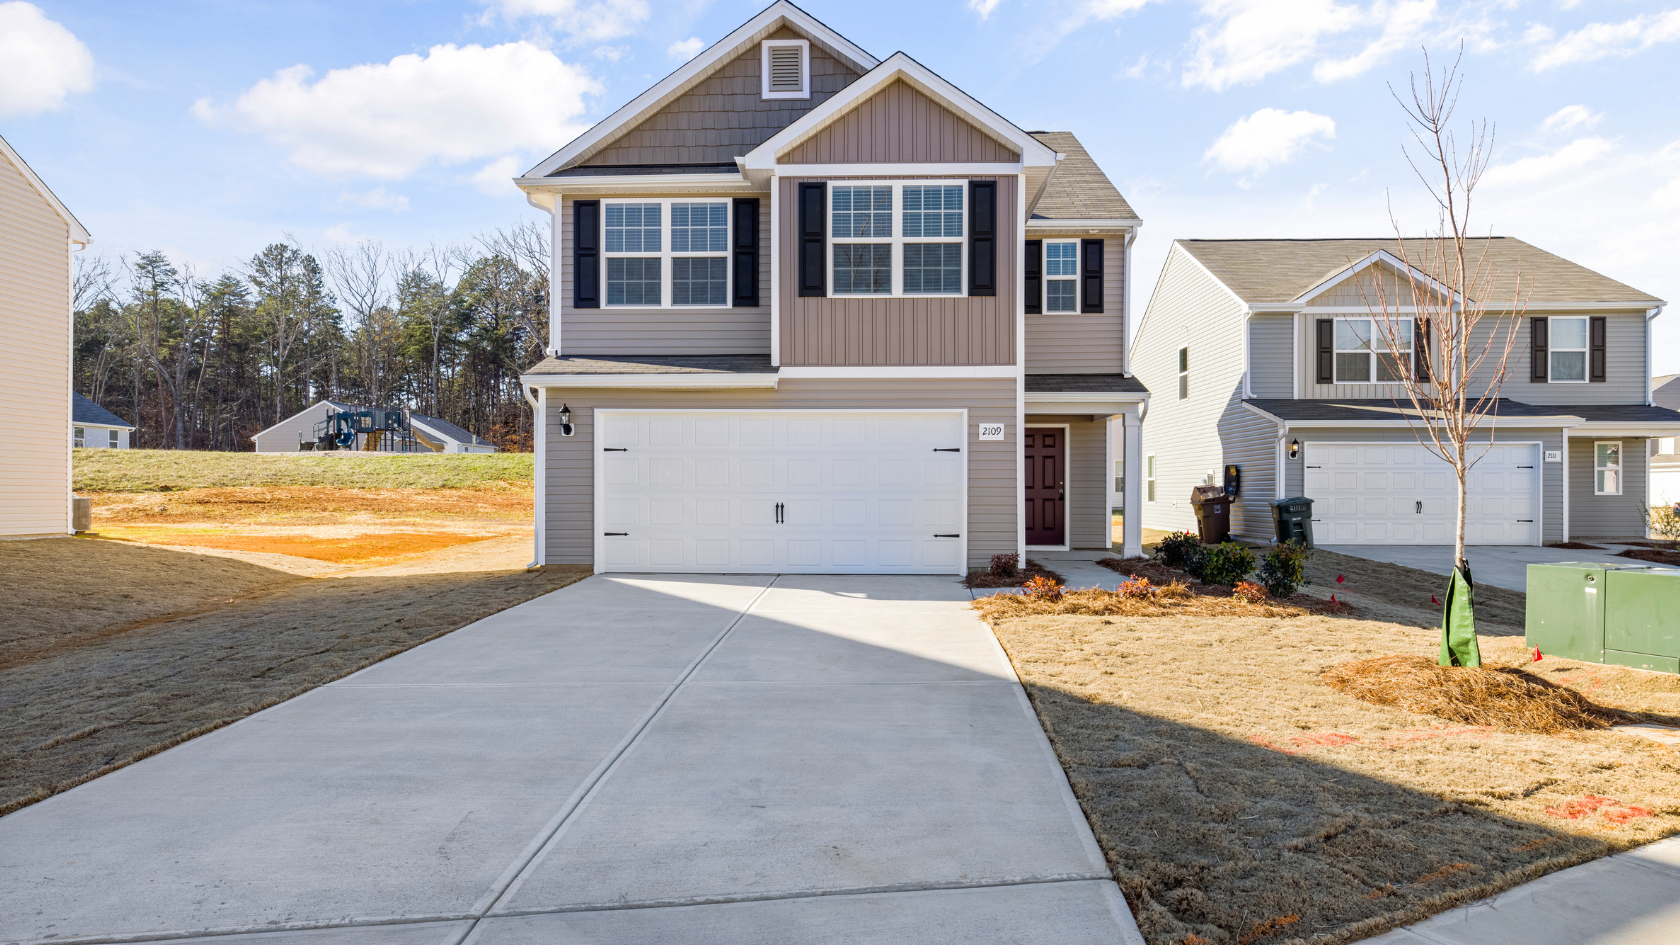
(72, 392, 134, 448)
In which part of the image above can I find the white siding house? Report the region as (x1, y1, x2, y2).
(1, 134, 91, 537)
(72, 392, 134, 448)
(251, 401, 497, 453)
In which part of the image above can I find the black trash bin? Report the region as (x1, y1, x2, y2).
(1271, 496, 1314, 548)
(1190, 485, 1231, 543)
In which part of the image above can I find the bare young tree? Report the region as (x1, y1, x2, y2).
(396, 244, 464, 416)
(326, 240, 391, 403)
(1361, 48, 1527, 576)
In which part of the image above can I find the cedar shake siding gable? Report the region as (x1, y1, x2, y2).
(780, 80, 1020, 164)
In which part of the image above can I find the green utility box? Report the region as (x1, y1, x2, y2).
(1526, 562, 1680, 673)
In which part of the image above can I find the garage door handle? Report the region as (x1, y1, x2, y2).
(604, 532, 628, 536)
(775, 502, 784, 524)
(933, 448, 961, 453)
(1416, 501, 1422, 514)
(1518, 465, 1534, 469)
(1518, 519, 1534, 523)
(934, 533, 960, 538)
(603, 447, 628, 452)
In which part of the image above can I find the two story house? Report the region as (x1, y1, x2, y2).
(516, 1, 1146, 574)
(1133, 238, 1679, 545)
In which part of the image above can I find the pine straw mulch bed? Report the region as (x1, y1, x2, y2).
(1617, 547, 1680, 567)
(1546, 541, 1605, 550)
(963, 558, 1066, 588)
(983, 608, 1680, 945)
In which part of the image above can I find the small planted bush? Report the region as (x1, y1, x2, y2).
(1200, 542, 1257, 588)
(1022, 574, 1064, 600)
(989, 552, 1020, 578)
(1258, 540, 1313, 599)
(1118, 576, 1156, 599)
(1153, 531, 1208, 577)
(1232, 580, 1269, 604)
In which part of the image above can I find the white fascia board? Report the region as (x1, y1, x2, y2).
(1519, 301, 1670, 311)
(780, 366, 1017, 379)
(742, 53, 1058, 172)
(523, 2, 877, 179)
(774, 162, 1022, 177)
(0, 133, 91, 244)
(1026, 218, 1142, 229)
(515, 174, 757, 193)
(1239, 401, 1284, 424)
(1025, 402, 1140, 416)
(1294, 250, 1462, 306)
(1025, 391, 1147, 403)
(1567, 423, 1680, 435)
(521, 373, 780, 390)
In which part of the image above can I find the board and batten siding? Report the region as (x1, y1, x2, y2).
(541, 378, 1018, 568)
(1028, 416, 1111, 549)
(1132, 245, 1248, 532)
(780, 80, 1019, 165)
(576, 26, 859, 168)
(777, 175, 1017, 366)
(0, 148, 72, 536)
(1247, 314, 1293, 398)
(558, 194, 771, 355)
(1024, 234, 1125, 375)
(1569, 436, 1650, 538)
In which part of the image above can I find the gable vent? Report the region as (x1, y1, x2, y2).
(762, 40, 809, 99)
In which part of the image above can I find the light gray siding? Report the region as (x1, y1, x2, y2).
(541, 378, 1018, 569)
(781, 80, 1018, 164)
(1217, 404, 1280, 539)
(1502, 313, 1651, 405)
(1024, 234, 1125, 375)
(1132, 245, 1249, 533)
(558, 195, 771, 355)
(776, 175, 1017, 366)
(1569, 436, 1650, 538)
(1247, 314, 1292, 398)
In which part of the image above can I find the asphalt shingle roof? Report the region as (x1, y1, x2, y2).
(523, 355, 778, 375)
(1244, 399, 1680, 425)
(1027, 132, 1136, 221)
(1025, 374, 1149, 394)
(1177, 238, 1661, 307)
(72, 392, 133, 428)
(409, 413, 495, 448)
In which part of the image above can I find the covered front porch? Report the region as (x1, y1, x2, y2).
(1024, 374, 1148, 559)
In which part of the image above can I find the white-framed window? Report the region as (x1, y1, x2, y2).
(109, 429, 119, 447)
(73, 426, 85, 448)
(829, 181, 966, 298)
(1549, 316, 1589, 382)
(1146, 454, 1156, 502)
(1177, 346, 1189, 400)
(1595, 441, 1621, 495)
(1044, 240, 1078, 312)
(602, 199, 731, 308)
(761, 39, 810, 100)
(1334, 316, 1413, 383)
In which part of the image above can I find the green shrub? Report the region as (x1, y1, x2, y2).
(1200, 542, 1256, 588)
(1258, 540, 1313, 599)
(1153, 531, 1206, 575)
(1651, 504, 1680, 541)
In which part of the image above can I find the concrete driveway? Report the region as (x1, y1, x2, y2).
(0, 574, 1142, 945)
(1320, 542, 1676, 592)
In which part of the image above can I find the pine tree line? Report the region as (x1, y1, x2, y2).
(73, 221, 550, 452)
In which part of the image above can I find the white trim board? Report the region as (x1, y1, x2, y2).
(776, 162, 1022, 177)
(520, 374, 780, 389)
(779, 366, 1017, 378)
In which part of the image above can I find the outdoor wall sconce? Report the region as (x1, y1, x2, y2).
(558, 403, 575, 437)
(1288, 439, 1301, 459)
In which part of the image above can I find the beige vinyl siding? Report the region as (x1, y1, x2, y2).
(1132, 245, 1248, 533)
(0, 148, 71, 536)
(1217, 404, 1280, 539)
(558, 194, 771, 355)
(1024, 234, 1124, 375)
(1569, 436, 1650, 538)
(1308, 268, 1440, 307)
(541, 378, 1018, 568)
(780, 80, 1019, 164)
(576, 27, 859, 168)
(1027, 415, 1110, 549)
(1502, 312, 1650, 405)
(1247, 314, 1292, 397)
(777, 175, 1017, 366)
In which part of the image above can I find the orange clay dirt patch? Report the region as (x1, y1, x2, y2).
(95, 526, 502, 564)
(87, 486, 532, 526)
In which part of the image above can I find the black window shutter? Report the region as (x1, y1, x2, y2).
(1530, 317, 1548, 382)
(968, 180, 996, 297)
(1316, 319, 1333, 384)
(1080, 238, 1104, 313)
(1589, 315, 1607, 382)
(731, 197, 759, 307)
(797, 182, 826, 298)
(1023, 239, 1042, 314)
(572, 199, 600, 309)
(1413, 318, 1430, 381)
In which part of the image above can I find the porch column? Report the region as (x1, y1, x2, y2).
(1122, 404, 1144, 558)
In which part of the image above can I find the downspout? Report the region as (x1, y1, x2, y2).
(522, 383, 544, 569)
(527, 191, 560, 356)
(1122, 225, 1138, 376)
(1647, 306, 1665, 406)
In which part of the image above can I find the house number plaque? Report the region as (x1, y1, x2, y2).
(977, 423, 1006, 440)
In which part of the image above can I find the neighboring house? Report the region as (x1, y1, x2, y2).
(1133, 238, 1680, 545)
(251, 401, 497, 453)
(1652, 374, 1679, 504)
(1, 133, 91, 538)
(72, 392, 134, 448)
(515, 1, 1147, 575)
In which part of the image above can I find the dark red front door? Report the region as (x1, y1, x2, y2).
(1024, 427, 1065, 546)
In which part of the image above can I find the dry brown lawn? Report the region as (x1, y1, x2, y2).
(982, 582, 1680, 944)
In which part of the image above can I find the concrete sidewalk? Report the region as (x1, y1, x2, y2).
(1320, 542, 1676, 592)
(0, 573, 1142, 945)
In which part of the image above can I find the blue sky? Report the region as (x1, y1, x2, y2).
(4, 0, 1678, 372)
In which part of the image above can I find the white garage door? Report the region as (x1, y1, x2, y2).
(1305, 442, 1540, 545)
(596, 410, 966, 574)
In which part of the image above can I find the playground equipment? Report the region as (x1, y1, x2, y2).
(308, 407, 418, 452)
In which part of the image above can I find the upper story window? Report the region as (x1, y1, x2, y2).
(1045, 241, 1078, 313)
(829, 182, 965, 298)
(1548, 316, 1588, 382)
(1333, 316, 1412, 383)
(761, 39, 810, 100)
(603, 199, 730, 307)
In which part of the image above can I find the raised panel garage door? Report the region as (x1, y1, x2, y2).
(1305, 442, 1540, 545)
(596, 410, 966, 573)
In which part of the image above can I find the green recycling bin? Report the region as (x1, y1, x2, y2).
(1270, 497, 1313, 547)
(1525, 562, 1662, 666)
(1604, 567, 1680, 673)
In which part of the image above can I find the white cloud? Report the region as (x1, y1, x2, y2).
(666, 37, 703, 60)
(479, 0, 649, 43)
(193, 42, 600, 180)
(1021, 0, 1155, 61)
(1540, 104, 1601, 135)
(593, 45, 628, 61)
(968, 0, 1003, 17)
(470, 156, 524, 196)
(322, 222, 366, 244)
(1204, 108, 1337, 181)
(339, 187, 410, 211)
(0, 1, 95, 117)
(1532, 8, 1680, 70)
(1312, 0, 1437, 83)
(1183, 0, 1441, 90)
(1481, 137, 1614, 187)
